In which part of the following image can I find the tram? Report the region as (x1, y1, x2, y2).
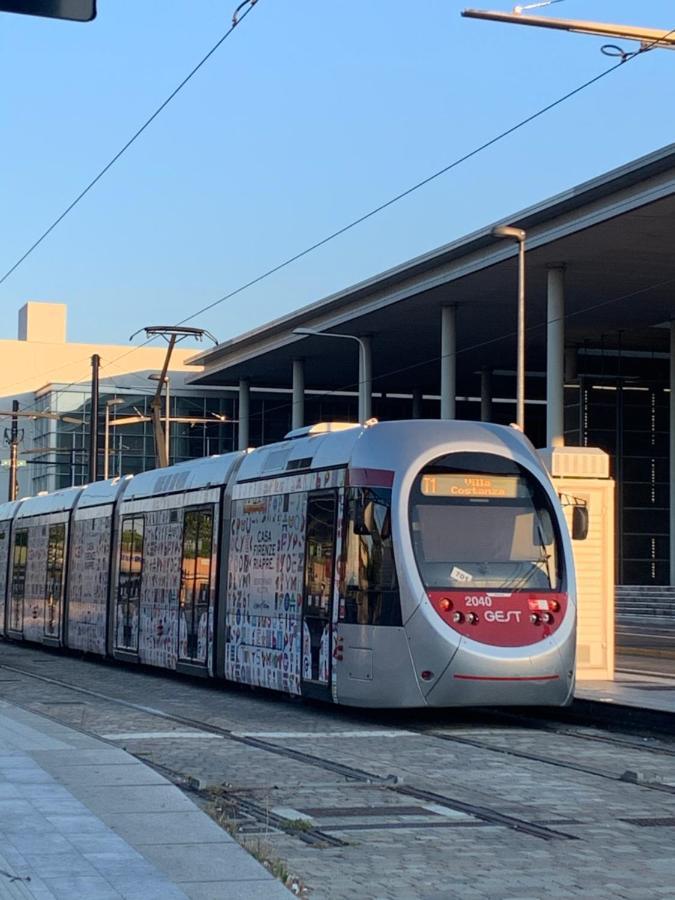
(0, 420, 584, 707)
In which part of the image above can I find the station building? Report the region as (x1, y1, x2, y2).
(187, 143, 675, 610)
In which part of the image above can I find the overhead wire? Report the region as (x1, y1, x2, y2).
(0, 0, 260, 287)
(176, 26, 671, 328)
(0, 0, 261, 417)
(5, 17, 673, 430)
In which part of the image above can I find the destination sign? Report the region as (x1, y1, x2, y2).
(420, 473, 521, 498)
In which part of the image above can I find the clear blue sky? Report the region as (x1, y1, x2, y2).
(1, 0, 674, 352)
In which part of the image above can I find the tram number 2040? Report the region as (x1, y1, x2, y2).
(465, 596, 493, 607)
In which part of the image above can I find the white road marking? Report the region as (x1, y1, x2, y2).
(101, 731, 223, 740)
(422, 803, 471, 819)
(272, 807, 316, 823)
(232, 730, 414, 739)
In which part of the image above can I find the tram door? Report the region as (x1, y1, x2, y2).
(44, 523, 66, 641)
(302, 492, 337, 695)
(115, 516, 144, 654)
(178, 507, 213, 666)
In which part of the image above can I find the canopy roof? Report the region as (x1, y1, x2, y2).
(188, 144, 675, 398)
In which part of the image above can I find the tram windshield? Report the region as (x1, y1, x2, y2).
(410, 452, 562, 591)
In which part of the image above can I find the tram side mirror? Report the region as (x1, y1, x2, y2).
(572, 506, 589, 541)
(354, 499, 374, 535)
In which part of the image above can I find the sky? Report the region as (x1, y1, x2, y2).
(1, 0, 674, 357)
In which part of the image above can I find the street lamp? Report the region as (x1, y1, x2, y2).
(0, 405, 84, 500)
(292, 327, 372, 423)
(104, 398, 124, 480)
(491, 224, 526, 431)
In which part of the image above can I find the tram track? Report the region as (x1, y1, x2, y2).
(0, 660, 580, 842)
(131, 755, 350, 849)
(422, 729, 675, 795)
(482, 708, 675, 758)
(5, 652, 675, 844)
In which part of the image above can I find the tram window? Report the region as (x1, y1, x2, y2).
(10, 529, 28, 631)
(45, 523, 66, 637)
(305, 495, 336, 617)
(116, 516, 144, 651)
(410, 452, 561, 592)
(340, 488, 402, 627)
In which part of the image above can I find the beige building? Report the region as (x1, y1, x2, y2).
(0, 302, 235, 498)
(0, 301, 200, 398)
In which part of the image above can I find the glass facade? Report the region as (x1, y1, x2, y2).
(31, 387, 238, 492)
(565, 349, 669, 586)
(28, 386, 365, 493)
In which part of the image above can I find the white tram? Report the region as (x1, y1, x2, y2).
(0, 420, 584, 707)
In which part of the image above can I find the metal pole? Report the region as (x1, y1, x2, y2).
(440, 306, 456, 420)
(480, 368, 493, 422)
(151, 335, 176, 468)
(292, 359, 305, 430)
(547, 266, 565, 447)
(411, 389, 423, 419)
(165, 377, 170, 465)
(103, 405, 110, 480)
(238, 379, 250, 450)
(89, 354, 100, 482)
(358, 336, 372, 423)
(460, 9, 675, 49)
(516, 240, 526, 431)
(8, 400, 19, 502)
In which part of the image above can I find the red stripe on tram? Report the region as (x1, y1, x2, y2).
(453, 674, 560, 682)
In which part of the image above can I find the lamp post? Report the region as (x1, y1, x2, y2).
(1, 406, 83, 499)
(491, 225, 526, 431)
(103, 398, 124, 479)
(292, 327, 372, 423)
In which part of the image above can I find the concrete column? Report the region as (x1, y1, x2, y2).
(480, 369, 493, 422)
(670, 324, 675, 585)
(547, 266, 565, 447)
(358, 336, 372, 423)
(440, 305, 456, 419)
(291, 359, 305, 430)
(238, 379, 250, 451)
(411, 389, 423, 419)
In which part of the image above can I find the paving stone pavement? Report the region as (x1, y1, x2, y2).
(0, 697, 288, 899)
(2, 643, 675, 899)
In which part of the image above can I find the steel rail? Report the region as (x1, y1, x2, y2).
(0, 659, 579, 842)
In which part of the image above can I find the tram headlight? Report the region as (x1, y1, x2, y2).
(452, 611, 464, 624)
(541, 612, 554, 625)
(466, 612, 478, 625)
(529, 613, 541, 625)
